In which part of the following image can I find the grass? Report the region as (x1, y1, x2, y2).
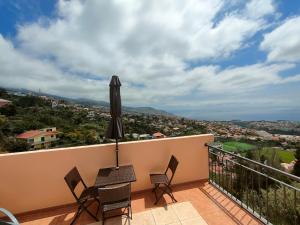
(259, 147, 295, 163)
(222, 141, 295, 163)
(223, 141, 256, 152)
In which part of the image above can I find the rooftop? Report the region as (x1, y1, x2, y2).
(0, 98, 11, 107)
(16, 130, 58, 139)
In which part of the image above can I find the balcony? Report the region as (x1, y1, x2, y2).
(0, 135, 297, 225)
(30, 138, 59, 146)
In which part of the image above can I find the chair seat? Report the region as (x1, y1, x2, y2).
(79, 186, 97, 203)
(150, 173, 169, 185)
(103, 200, 130, 212)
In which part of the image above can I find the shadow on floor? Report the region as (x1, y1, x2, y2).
(18, 202, 100, 225)
(199, 184, 261, 225)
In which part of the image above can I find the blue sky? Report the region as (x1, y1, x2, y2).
(0, 0, 300, 121)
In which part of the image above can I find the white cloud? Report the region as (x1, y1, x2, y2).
(261, 16, 300, 62)
(194, 63, 300, 92)
(0, 35, 109, 100)
(244, 0, 275, 20)
(16, 0, 275, 77)
(0, 0, 299, 120)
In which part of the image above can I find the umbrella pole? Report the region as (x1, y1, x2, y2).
(116, 138, 119, 169)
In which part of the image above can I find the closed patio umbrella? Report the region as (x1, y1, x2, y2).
(106, 75, 124, 168)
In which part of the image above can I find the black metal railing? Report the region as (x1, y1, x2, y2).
(207, 144, 300, 225)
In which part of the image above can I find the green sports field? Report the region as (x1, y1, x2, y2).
(259, 147, 295, 163)
(222, 141, 295, 163)
(223, 141, 256, 152)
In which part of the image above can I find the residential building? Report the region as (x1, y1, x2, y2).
(51, 100, 58, 108)
(16, 127, 58, 150)
(132, 133, 139, 139)
(87, 111, 95, 119)
(152, 132, 165, 138)
(0, 98, 11, 108)
(139, 134, 151, 140)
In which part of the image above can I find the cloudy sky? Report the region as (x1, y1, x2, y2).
(0, 0, 300, 121)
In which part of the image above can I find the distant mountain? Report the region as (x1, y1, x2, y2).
(68, 97, 173, 116)
(4, 87, 174, 116)
(71, 98, 110, 108)
(123, 106, 173, 116)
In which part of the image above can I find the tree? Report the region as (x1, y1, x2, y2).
(260, 154, 267, 164)
(293, 145, 300, 177)
(0, 88, 8, 98)
(245, 150, 254, 159)
(0, 115, 7, 126)
(85, 132, 98, 145)
(245, 187, 300, 225)
(16, 96, 50, 107)
(5, 139, 31, 153)
(0, 104, 16, 116)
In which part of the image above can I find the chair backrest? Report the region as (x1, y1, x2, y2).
(98, 183, 131, 204)
(165, 155, 179, 184)
(0, 208, 19, 225)
(64, 167, 87, 201)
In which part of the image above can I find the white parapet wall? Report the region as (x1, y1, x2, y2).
(0, 134, 213, 214)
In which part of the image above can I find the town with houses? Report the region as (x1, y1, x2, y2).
(1, 89, 300, 145)
(0, 88, 300, 173)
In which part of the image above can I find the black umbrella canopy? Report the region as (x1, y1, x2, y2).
(106, 75, 124, 139)
(109, 75, 122, 118)
(105, 75, 124, 168)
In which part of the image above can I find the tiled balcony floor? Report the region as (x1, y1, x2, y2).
(89, 201, 209, 225)
(17, 181, 263, 225)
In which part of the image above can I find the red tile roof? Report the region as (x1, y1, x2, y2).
(17, 130, 43, 139)
(0, 98, 11, 108)
(17, 130, 58, 139)
(153, 132, 165, 137)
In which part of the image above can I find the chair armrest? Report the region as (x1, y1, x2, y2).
(0, 208, 19, 224)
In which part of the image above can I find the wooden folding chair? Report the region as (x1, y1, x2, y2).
(0, 208, 19, 225)
(64, 167, 100, 225)
(98, 183, 132, 225)
(149, 155, 179, 204)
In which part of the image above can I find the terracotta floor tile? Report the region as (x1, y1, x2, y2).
(181, 217, 208, 225)
(17, 181, 263, 225)
(171, 202, 199, 221)
(151, 206, 178, 225)
(130, 210, 155, 225)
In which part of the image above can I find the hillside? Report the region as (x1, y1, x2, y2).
(0, 88, 206, 153)
(5, 87, 174, 116)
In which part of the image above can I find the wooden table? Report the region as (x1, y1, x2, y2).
(95, 165, 136, 187)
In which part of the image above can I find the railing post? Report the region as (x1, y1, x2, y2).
(206, 143, 211, 184)
(206, 143, 300, 225)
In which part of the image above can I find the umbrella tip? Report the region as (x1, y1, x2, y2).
(110, 75, 121, 86)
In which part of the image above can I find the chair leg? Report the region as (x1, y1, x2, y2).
(83, 206, 99, 222)
(70, 205, 83, 225)
(153, 186, 158, 202)
(95, 198, 101, 206)
(154, 189, 164, 205)
(152, 184, 158, 192)
(102, 210, 105, 225)
(167, 192, 177, 203)
(127, 207, 130, 220)
(154, 185, 177, 205)
(164, 186, 177, 203)
(128, 206, 132, 219)
(95, 199, 101, 216)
